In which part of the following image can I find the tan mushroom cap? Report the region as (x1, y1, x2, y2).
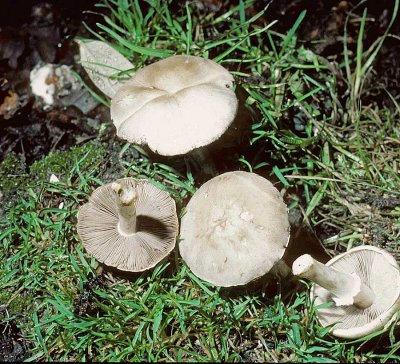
(309, 246, 400, 339)
(110, 55, 238, 156)
(77, 178, 179, 272)
(179, 171, 290, 287)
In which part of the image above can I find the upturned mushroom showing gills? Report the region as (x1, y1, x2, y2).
(77, 178, 179, 272)
(179, 171, 290, 287)
(110, 55, 238, 156)
(292, 246, 400, 339)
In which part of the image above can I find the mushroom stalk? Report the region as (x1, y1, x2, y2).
(111, 182, 138, 235)
(293, 254, 375, 309)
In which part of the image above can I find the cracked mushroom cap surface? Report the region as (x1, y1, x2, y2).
(110, 55, 238, 156)
(179, 171, 290, 287)
(77, 178, 179, 272)
(311, 246, 400, 339)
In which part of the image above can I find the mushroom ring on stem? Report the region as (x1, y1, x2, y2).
(179, 171, 290, 287)
(110, 55, 238, 156)
(77, 178, 179, 272)
(292, 246, 400, 339)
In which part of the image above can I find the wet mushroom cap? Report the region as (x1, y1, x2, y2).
(310, 246, 400, 339)
(110, 55, 238, 156)
(179, 171, 290, 287)
(77, 178, 179, 272)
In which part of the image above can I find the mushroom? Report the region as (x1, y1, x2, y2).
(179, 171, 290, 287)
(292, 246, 400, 339)
(77, 177, 179, 272)
(110, 55, 238, 156)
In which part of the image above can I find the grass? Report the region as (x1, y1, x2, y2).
(1, 0, 400, 361)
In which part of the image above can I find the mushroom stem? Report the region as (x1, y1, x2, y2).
(111, 182, 138, 235)
(292, 254, 375, 309)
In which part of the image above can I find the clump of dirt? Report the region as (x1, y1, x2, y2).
(73, 275, 105, 316)
(0, 319, 28, 362)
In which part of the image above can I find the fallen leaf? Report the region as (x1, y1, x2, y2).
(77, 40, 134, 98)
(0, 91, 20, 119)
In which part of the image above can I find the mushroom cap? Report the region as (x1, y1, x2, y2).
(110, 55, 238, 156)
(311, 246, 400, 339)
(179, 171, 290, 287)
(77, 178, 179, 272)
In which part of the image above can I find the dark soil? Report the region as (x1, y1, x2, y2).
(0, 318, 28, 362)
(73, 274, 106, 317)
(0, 0, 110, 164)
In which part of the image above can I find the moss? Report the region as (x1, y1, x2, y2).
(0, 152, 28, 195)
(0, 290, 34, 315)
(0, 141, 108, 216)
(29, 141, 107, 183)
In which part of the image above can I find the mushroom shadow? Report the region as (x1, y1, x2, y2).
(97, 215, 175, 280)
(136, 214, 172, 239)
(100, 251, 178, 282)
(282, 223, 332, 267)
(219, 274, 281, 300)
(100, 264, 149, 281)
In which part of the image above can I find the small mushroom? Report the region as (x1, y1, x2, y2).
(77, 177, 179, 272)
(292, 246, 400, 339)
(110, 55, 238, 156)
(179, 171, 290, 287)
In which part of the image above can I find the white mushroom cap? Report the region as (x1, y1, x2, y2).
(77, 178, 178, 272)
(294, 246, 400, 339)
(179, 171, 290, 287)
(110, 55, 238, 156)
